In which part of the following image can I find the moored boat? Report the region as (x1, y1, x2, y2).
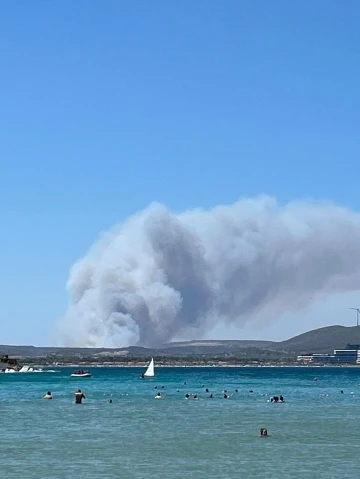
(70, 370, 92, 378)
(18, 366, 43, 373)
(2, 366, 43, 373)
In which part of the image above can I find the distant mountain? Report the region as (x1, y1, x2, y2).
(1, 325, 359, 358)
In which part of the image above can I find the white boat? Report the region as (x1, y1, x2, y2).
(18, 366, 43, 373)
(70, 370, 92, 378)
(142, 358, 155, 378)
(2, 365, 43, 373)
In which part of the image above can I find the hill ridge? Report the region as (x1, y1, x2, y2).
(1, 325, 360, 357)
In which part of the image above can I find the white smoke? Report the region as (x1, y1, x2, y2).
(58, 196, 360, 347)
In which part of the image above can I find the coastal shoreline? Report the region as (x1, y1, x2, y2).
(28, 363, 360, 369)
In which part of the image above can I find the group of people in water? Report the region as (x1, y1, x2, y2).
(42, 384, 285, 404)
(41, 378, 288, 409)
(153, 382, 286, 402)
(43, 389, 86, 404)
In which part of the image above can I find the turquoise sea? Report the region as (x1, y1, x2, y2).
(1, 366, 360, 478)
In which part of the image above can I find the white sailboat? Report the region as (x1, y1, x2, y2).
(142, 358, 155, 378)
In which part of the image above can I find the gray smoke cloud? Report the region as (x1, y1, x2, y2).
(58, 196, 360, 347)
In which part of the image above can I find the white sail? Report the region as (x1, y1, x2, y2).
(143, 358, 155, 377)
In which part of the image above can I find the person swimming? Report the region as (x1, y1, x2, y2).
(155, 392, 163, 399)
(260, 428, 268, 436)
(43, 391, 53, 399)
(271, 395, 284, 403)
(74, 389, 85, 404)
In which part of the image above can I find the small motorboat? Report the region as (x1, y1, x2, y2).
(70, 370, 92, 378)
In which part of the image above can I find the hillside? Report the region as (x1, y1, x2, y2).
(278, 325, 360, 354)
(158, 339, 276, 356)
(1, 325, 359, 359)
(161, 326, 360, 355)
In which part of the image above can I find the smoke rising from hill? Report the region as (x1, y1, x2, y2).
(58, 196, 360, 347)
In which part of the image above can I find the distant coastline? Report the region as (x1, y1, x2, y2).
(3, 324, 360, 370)
(30, 362, 360, 369)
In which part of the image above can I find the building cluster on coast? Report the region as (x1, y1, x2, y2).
(297, 344, 360, 365)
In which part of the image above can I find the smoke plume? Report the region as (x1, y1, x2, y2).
(59, 196, 360, 347)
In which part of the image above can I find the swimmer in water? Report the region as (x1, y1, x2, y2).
(155, 392, 163, 399)
(74, 389, 85, 404)
(260, 428, 268, 436)
(43, 391, 53, 399)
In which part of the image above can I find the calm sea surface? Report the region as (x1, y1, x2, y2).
(1, 366, 360, 478)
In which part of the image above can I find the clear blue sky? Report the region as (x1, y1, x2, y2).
(1, 1, 359, 345)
